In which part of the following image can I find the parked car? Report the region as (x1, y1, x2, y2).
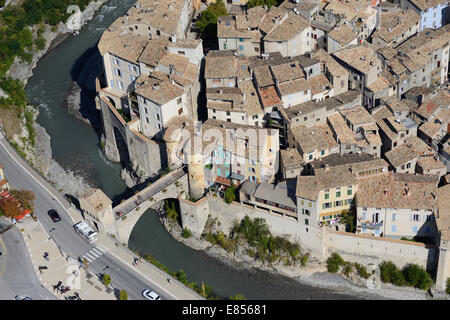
(47, 209, 61, 222)
(142, 289, 161, 300)
(15, 295, 32, 300)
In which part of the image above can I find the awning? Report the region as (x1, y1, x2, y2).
(215, 176, 231, 187)
(230, 172, 245, 181)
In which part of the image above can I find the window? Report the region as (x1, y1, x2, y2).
(406, 162, 411, 169)
(239, 45, 244, 51)
(324, 193, 329, 200)
(323, 202, 332, 209)
(146, 117, 149, 124)
(156, 30, 160, 36)
(239, 38, 244, 42)
(321, 150, 325, 155)
(412, 214, 420, 222)
(178, 51, 185, 56)
(154, 113, 160, 120)
(177, 97, 182, 105)
(392, 213, 397, 222)
(226, 111, 231, 116)
(341, 80, 344, 87)
(114, 68, 121, 77)
(305, 218, 309, 226)
(347, 189, 352, 196)
(391, 225, 397, 233)
(336, 191, 341, 198)
(308, 154, 313, 160)
(178, 108, 183, 115)
(335, 200, 343, 207)
(412, 226, 418, 233)
(304, 209, 310, 216)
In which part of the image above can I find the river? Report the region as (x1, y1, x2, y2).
(25, 0, 363, 300)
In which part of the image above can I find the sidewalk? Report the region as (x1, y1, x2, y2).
(66, 208, 204, 300)
(19, 218, 115, 300)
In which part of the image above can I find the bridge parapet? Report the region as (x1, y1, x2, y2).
(114, 166, 187, 220)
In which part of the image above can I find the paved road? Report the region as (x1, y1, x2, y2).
(0, 135, 183, 300)
(0, 220, 56, 300)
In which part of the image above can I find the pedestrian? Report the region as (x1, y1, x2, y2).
(167, 278, 171, 284)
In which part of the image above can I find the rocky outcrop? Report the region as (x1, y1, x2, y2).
(32, 122, 52, 176)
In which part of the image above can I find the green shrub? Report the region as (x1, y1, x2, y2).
(229, 293, 246, 300)
(182, 227, 192, 239)
(446, 278, 450, 295)
(102, 274, 111, 286)
(354, 263, 370, 279)
(34, 37, 46, 51)
(300, 253, 309, 267)
(224, 186, 236, 204)
(326, 253, 345, 273)
(379, 261, 406, 286)
(402, 264, 432, 290)
(343, 263, 353, 277)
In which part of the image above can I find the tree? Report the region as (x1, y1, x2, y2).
(247, 0, 277, 9)
(402, 264, 432, 290)
(0, 198, 22, 218)
(10, 189, 35, 211)
(224, 186, 236, 204)
(195, 0, 227, 40)
(102, 274, 111, 286)
(119, 290, 128, 300)
(379, 261, 406, 286)
(326, 253, 345, 273)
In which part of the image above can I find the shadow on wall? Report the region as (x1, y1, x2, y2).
(65, 46, 104, 134)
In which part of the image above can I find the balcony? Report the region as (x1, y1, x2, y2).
(360, 222, 383, 230)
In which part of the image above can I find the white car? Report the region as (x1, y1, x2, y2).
(142, 289, 161, 300)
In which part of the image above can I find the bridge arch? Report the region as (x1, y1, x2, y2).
(114, 167, 189, 245)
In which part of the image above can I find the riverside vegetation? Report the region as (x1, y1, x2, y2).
(0, 0, 93, 155)
(326, 252, 435, 291)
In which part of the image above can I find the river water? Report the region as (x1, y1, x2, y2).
(25, 0, 363, 299)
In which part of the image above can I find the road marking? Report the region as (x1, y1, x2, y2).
(0, 236, 6, 277)
(89, 250, 100, 258)
(91, 248, 102, 256)
(83, 253, 94, 261)
(96, 245, 107, 253)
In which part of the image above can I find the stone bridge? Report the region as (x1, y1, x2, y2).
(113, 166, 188, 245)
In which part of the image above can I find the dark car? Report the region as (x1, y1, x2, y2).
(48, 209, 61, 222)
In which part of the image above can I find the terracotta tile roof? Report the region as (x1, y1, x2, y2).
(258, 85, 282, 108)
(418, 109, 450, 139)
(308, 74, 332, 96)
(366, 75, 390, 93)
(204, 50, 238, 79)
(371, 105, 394, 121)
(277, 77, 309, 96)
(296, 165, 357, 200)
(281, 148, 304, 170)
(98, 31, 148, 62)
(417, 157, 447, 171)
(253, 65, 275, 87)
(137, 39, 168, 67)
(291, 124, 338, 154)
(372, 9, 420, 44)
(135, 74, 184, 105)
(357, 172, 438, 210)
(328, 23, 358, 45)
(269, 61, 305, 83)
(327, 112, 357, 145)
(339, 105, 375, 126)
(259, 6, 288, 34)
(384, 136, 435, 168)
(313, 49, 349, 77)
(436, 184, 450, 241)
(264, 11, 309, 42)
(333, 45, 380, 74)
